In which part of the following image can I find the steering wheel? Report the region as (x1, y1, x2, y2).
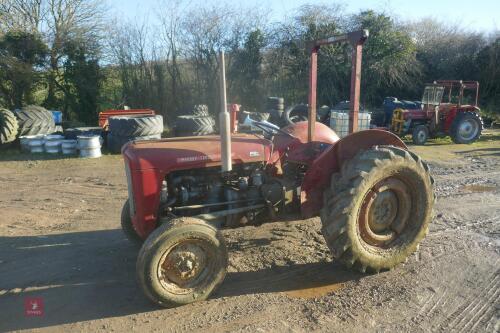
(285, 104, 309, 124)
(253, 120, 295, 138)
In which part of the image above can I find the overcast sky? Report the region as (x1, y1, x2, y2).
(109, 0, 499, 33)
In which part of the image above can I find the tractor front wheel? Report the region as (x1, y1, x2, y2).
(121, 199, 143, 245)
(136, 217, 228, 307)
(412, 125, 429, 145)
(320, 146, 434, 273)
(450, 112, 482, 144)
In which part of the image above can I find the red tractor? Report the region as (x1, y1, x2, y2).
(391, 80, 483, 145)
(120, 31, 435, 307)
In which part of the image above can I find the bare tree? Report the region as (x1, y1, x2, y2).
(0, 0, 44, 33)
(157, 0, 185, 113)
(44, 0, 107, 106)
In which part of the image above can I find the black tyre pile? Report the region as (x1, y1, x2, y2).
(64, 127, 103, 140)
(108, 115, 164, 153)
(267, 97, 284, 126)
(0, 108, 19, 145)
(175, 104, 216, 136)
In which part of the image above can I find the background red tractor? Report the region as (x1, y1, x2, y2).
(120, 30, 435, 307)
(391, 80, 483, 145)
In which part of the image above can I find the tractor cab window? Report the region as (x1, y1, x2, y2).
(462, 88, 477, 106)
(422, 86, 444, 105)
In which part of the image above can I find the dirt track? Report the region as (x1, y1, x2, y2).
(0, 131, 499, 333)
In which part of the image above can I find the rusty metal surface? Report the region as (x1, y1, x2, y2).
(358, 177, 410, 247)
(300, 129, 407, 218)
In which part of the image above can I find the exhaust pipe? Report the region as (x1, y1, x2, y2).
(219, 51, 232, 172)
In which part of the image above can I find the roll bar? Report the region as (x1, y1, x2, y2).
(307, 29, 369, 142)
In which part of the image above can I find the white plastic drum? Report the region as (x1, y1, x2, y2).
(20, 135, 44, 152)
(28, 139, 45, 153)
(61, 139, 78, 155)
(77, 135, 102, 158)
(44, 134, 64, 153)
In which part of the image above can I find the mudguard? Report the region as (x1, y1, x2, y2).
(300, 129, 407, 218)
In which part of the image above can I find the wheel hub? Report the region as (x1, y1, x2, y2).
(358, 178, 411, 247)
(417, 131, 426, 142)
(369, 191, 398, 232)
(160, 242, 207, 287)
(458, 119, 478, 140)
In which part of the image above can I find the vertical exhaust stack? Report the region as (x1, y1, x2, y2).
(219, 51, 232, 173)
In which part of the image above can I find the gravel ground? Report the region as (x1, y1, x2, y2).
(0, 131, 499, 333)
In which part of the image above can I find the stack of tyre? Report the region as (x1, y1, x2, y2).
(0, 105, 57, 146)
(64, 127, 103, 140)
(108, 115, 164, 153)
(267, 97, 284, 125)
(174, 105, 216, 136)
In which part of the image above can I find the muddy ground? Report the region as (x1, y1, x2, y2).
(0, 131, 499, 333)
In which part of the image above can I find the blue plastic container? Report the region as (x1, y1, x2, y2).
(50, 111, 62, 124)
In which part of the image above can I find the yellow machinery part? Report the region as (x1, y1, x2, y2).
(391, 108, 405, 135)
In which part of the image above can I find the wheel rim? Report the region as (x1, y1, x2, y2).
(358, 177, 411, 247)
(458, 119, 479, 141)
(417, 130, 426, 143)
(158, 239, 215, 294)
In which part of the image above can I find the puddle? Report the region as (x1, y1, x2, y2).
(283, 282, 344, 299)
(460, 184, 497, 193)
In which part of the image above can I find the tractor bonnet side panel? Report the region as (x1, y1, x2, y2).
(300, 129, 407, 218)
(123, 134, 272, 239)
(123, 134, 271, 172)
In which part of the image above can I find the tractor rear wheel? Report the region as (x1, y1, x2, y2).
(450, 111, 482, 144)
(320, 146, 434, 273)
(121, 199, 143, 245)
(136, 217, 228, 307)
(412, 125, 429, 145)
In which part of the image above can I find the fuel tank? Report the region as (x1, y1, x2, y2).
(122, 134, 272, 172)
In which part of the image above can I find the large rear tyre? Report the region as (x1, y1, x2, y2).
(15, 105, 56, 136)
(121, 199, 143, 245)
(0, 108, 19, 144)
(320, 146, 434, 273)
(108, 115, 164, 137)
(450, 112, 482, 144)
(174, 115, 215, 136)
(136, 217, 228, 307)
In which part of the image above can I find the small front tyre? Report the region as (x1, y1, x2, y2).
(136, 217, 228, 307)
(412, 125, 428, 145)
(121, 199, 143, 245)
